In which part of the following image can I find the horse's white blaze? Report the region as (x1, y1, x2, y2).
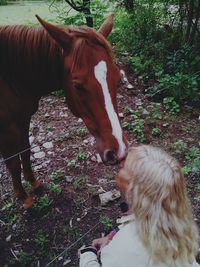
(94, 60, 126, 158)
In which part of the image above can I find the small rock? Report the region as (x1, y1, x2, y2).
(59, 111, 68, 118)
(127, 84, 134, 89)
(99, 189, 121, 206)
(88, 137, 95, 145)
(135, 99, 142, 106)
(12, 224, 17, 231)
(58, 256, 63, 261)
(99, 178, 107, 184)
(55, 208, 62, 214)
(47, 151, 54, 156)
(34, 151, 45, 159)
(77, 218, 81, 222)
(91, 156, 97, 162)
(31, 146, 40, 153)
(117, 94, 123, 99)
(123, 77, 128, 83)
(29, 136, 35, 145)
(6, 235, 12, 242)
(97, 187, 106, 194)
(119, 113, 124, 118)
(43, 142, 53, 149)
(33, 165, 43, 171)
(77, 118, 83, 123)
(142, 109, 150, 116)
(162, 123, 169, 127)
(96, 154, 103, 164)
(63, 259, 71, 266)
(44, 113, 50, 118)
(65, 176, 74, 183)
(120, 69, 125, 76)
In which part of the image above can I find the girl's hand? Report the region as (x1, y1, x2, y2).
(92, 236, 110, 251)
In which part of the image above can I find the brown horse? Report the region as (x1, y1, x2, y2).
(0, 15, 128, 208)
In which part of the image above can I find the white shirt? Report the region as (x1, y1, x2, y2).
(79, 216, 200, 267)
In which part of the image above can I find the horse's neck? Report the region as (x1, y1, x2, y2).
(0, 25, 64, 97)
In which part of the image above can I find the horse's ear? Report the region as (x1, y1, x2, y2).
(98, 14, 114, 38)
(36, 15, 72, 52)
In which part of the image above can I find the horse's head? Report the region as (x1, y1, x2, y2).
(36, 15, 128, 165)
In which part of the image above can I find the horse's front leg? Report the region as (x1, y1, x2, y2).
(20, 119, 43, 193)
(0, 123, 34, 209)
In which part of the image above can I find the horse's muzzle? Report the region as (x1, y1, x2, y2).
(103, 149, 118, 165)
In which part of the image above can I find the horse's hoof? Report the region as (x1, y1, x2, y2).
(23, 195, 35, 209)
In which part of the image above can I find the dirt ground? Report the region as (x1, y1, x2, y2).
(0, 61, 200, 267)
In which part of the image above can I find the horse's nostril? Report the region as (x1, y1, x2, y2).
(104, 150, 117, 165)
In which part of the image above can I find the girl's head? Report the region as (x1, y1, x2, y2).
(116, 145, 199, 265)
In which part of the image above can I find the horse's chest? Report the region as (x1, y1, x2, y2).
(0, 77, 39, 126)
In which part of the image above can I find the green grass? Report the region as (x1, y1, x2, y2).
(0, 0, 75, 25)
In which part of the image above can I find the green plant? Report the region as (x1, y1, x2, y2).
(73, 176, 87, 190)
(49, 170, 64, 181)
(194, 157, 200, 175)
(87, 187, 96, 196)
(182, 165, 192, 175)
(147, 103, 163, 124)
(18, 251, 30, 267)
(48, 182, 61, 195)
(34, 196, 49, 211)
(34, 230, 49, 248)
(51, 90, 64, 97)
(76, 151, 89, 161)
(63, 223, 81, 240)
(149, 72, 200, 102)
(132, 118, 145, 142)
(163, 97, 180, 115)
(2, 200, 18, 224)
(2, 201, 13, 211)
(44, 126, 53, 132)
(67, 159, 78, 169)
(151, 127, 161, 136)
(74, 196, 86, 207)
(59, 0, 109, 28)
(123, 121, 134, 131)
(173, 140, 186, 153)
(75, 127, 86, 137)
(185, 146, 200, 161)
(100, 216, 112, 232)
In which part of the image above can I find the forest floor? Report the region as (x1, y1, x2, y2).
(0, 61, 200, 267)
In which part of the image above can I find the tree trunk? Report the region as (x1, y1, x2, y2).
(188, 0, 200, 44)
(83, 0, 93, 27)
(64, 0, 93, 27)
(124, 0, 134, 12)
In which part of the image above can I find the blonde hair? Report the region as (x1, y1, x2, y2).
(123, 145, 199, 266)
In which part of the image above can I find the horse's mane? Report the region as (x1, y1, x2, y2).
(70, 26, 113, 57)
(0, 25, 63, 96)
(0, 24, 113, 96)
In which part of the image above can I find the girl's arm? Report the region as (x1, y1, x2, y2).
(79, 247, 101, 267)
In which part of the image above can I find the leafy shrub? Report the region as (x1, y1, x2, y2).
(58, 0, 109, 28)
(110, 3, 200, 102)
(0, 0, 7, 6)
(148, 72, 200, 101)
(163, 97, 180, 115)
